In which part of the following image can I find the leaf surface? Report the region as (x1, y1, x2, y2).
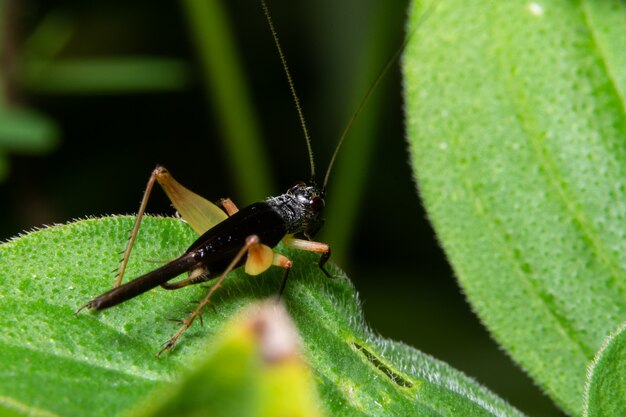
(0, 217, 525, 416)
(583, 323, 626, 416)
(403, 1, 626, 414)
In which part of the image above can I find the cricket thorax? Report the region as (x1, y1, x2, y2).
(266, 182, 325, 237)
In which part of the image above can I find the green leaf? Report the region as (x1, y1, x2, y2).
(0, 217, 525, 416)
(0, 107, 58, 152)
(583, 323, 626, 416)
(0, 107, 58, 182)
(403, 0, 626, 414)
(23, 58, 191, 95)
(0, 5, 59, 182)
(124, 301, 326, 417)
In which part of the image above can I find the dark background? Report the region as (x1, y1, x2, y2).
(0, 1, 564, 415)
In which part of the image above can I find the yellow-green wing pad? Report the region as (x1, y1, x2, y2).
(156, 167, 228, 234)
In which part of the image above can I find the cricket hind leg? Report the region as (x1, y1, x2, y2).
(158, 235, 262, 356)
(113, 165, 229, 288)
(114, 167, 160, 288)
(158, 236, 294, 356)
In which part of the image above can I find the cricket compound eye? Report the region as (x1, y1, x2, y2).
(309, 195, 324, 212)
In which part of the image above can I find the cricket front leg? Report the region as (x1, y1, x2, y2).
(272, 253, 293, 301)
(282, 236, 333, 278)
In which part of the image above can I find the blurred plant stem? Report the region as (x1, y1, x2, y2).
(319, 1, 401, 266)
(181, 0, 274, 202)
(0, 0, 58, 181)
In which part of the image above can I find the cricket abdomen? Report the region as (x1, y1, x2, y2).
(185, 201, 287, 268)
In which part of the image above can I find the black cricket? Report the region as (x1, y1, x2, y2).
(79, 0, 428, 354)
(82, 180, 330, 312)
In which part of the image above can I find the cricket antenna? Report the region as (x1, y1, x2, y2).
(322, 1, 439, 191)
(261, 0, 316, 183)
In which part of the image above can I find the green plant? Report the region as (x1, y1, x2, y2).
(0, 217, 525, 416)
(2, 0, 623, 415)
(404, 0, 626, 415)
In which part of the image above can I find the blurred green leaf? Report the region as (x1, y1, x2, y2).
(583, 323, 626, 416)
(321, 1, 400, 266)
(0, 2, 59, 182)
(0, 107, 57, 151)
(0, 217, 525, 416)
(404, 0, 626, 414)
(125, 301, 326, 417)
(181, 0, 274, 201)
(23, 58, 191, 94)
(0, 106, 58, 181)
(21, 10, 75, 63)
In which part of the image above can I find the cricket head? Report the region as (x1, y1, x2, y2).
(288, 181, 325, 239)
(267, 181, 325, 239)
